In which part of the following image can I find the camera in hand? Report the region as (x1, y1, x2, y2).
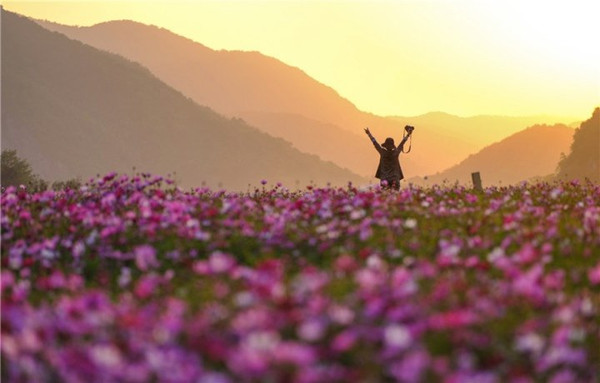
(405, 125, 415, 134)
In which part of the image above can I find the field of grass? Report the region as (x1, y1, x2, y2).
(2, 173, 599, 382)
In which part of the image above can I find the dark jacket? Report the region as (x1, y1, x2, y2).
(375, 146, 404, 181)
(367, 134, 406, 181)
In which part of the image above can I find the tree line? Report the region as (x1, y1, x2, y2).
(1, 150, 82, 191)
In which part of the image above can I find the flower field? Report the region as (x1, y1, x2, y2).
(2, 173, 599, 382)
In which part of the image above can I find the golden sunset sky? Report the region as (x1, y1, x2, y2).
(4, 0, 600, 119)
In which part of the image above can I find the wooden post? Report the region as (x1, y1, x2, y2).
(471, 172, 483, 191)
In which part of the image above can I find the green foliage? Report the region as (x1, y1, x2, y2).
(0, 149, 83, 192)
(1, 149, 47, 191)
(557, 107, 600, 182)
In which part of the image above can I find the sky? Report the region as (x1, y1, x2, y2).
(4, 0, 600, 119)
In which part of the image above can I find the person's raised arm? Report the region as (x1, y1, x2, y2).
(395, 128, 413, 154)
(364, 127, 383, 153)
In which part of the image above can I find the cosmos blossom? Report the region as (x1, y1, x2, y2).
(1, 174, 599, 382)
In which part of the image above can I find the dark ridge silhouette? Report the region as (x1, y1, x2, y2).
(409, 124, 574, 186)
(35, 18, 574, 179)
(556, 107, 600, 183)
(1, 10, 366, 190)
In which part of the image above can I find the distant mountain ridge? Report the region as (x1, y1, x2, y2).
(389, 112, 576, 149)
(408, 124, 574, 186)
(1, 10, 366, 190)
(34, 18, 424, 177)
(35, 18, 576, 181)
(34, 19, 364, 128)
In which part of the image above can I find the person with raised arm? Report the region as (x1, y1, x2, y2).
(364, 126, 414, 190)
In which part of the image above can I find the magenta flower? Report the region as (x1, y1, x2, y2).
(134, 274, 160, 298)
(588, 262, 600, 285)
(383, 324, 412, 349)
(273, 342, 316, 366)
(389, 350, 430, 383)
(208, 251, 236, 273)
(429, 309, 478, 330)
(331, 330, 357, 352)
(1, 174, 599, 381)
(134, 244, 158, 271)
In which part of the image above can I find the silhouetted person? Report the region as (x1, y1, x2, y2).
(364, 126, 413, 190)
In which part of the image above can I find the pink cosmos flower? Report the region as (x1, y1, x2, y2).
(297, 320, 326, 342)
(436, 242, 460, 267)
(355, 268, 384, 292)
(273, 342, 316, 366)
(328, 305, 355, 325)
(208, 251, 236, 273)
(549, 369, 577, 383)
(513, 264, 545, 303)
(588, 262, 600, 285)
(331, 330, 357, 352)
(465, 194, 478, 204)
(429, 309, 478, 330)
(383, 324, 412, 349)
(1, 270, 15, 290)
(134, 244, 158, 271)
(390, 350, 429, 383)
(334, 254, 357, 272)
(134, 274, 160, 299)
(515, 243, 538, 264)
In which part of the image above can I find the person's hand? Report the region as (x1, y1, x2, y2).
(364, 127, 371, 135)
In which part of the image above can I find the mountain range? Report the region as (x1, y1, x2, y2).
(36, 18, 576, 181)
(2, 11, 584, 189)
(1, 10, 365, 190)
(408, 124, 574, 186)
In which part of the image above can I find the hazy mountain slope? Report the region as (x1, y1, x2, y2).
(390, 112, 574, 150)
(556, 107, 600, 183)
(409, 124, 574, 186)
(238, 110, 574, 179)
(36, 18, 574, 179)
(35, 19, 426, 177)
(1, 10, 366, 190)
(237, 111, 433, 180)
(35, 19, 365, 128)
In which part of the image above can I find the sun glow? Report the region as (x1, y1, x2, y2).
(3, 0, 599, 119)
